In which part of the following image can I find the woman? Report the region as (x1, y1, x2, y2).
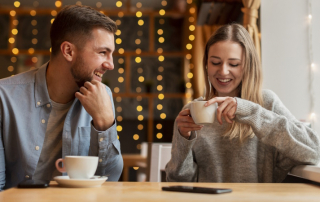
(165, 24, 320, 183)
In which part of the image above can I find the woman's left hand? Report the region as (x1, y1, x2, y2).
(205, 97, 237, 125)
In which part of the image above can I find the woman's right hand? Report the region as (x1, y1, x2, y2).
(176, 109, 203, 139)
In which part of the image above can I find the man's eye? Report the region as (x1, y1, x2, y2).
(100, 51, 106, 55)
(230, 64, 239, 67)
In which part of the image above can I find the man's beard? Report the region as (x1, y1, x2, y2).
(70, 55, 93, 88)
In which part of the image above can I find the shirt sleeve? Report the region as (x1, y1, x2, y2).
(234, 90, 320, 171)
(88, 86, 123, 181)
(165, 107, 198, 182)
(0, 105, 5, 191)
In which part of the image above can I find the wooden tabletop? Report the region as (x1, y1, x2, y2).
(1, 182, 320, 202)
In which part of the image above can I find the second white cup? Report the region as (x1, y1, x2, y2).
(190, 101, 217, 125)
(55, 156, 99, 179)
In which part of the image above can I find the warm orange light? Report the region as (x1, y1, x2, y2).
(55, 1, 62, 8)
(159, 9, 165, 16)
(10, 10, 16, 17)
(136, 11, 142, 18)
(12, 29, 18, 35)
(14, 1, 20, 7)
(116, 1, 122, 7)
(28, 48, 35, 54)
(30, 10, 36, 16)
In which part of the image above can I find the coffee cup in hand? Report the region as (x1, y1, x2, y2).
(55, 156, 99, 179)
(189, 101, 217, 125)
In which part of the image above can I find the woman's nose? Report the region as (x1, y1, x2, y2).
(219, 63, 229, 75)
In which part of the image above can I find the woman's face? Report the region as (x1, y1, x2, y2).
(207, 40, 244, 97)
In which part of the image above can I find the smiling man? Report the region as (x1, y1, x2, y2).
(0, 5, 123, 191)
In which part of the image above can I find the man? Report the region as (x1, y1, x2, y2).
(0, 5, 123, 190)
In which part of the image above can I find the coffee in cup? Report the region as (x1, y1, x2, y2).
(189, 101, 217, 125)
(55, 156, 99, 179)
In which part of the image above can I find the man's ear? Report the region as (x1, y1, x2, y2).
(60, 41, 75, 62)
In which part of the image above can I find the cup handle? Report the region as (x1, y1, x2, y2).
(55, 158, 66, 173)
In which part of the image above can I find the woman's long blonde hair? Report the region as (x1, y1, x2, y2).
(203, 24, 264, 141)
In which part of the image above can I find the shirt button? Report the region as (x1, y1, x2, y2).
(47, 104, 51, 108)
(25, 175, 29, 179)
(37, 101, 41, 106)
(41, 119, 46, 124)
(35, 146, 40, 150)
(99, 138, 103, 142)
(99, 159, 102, 163)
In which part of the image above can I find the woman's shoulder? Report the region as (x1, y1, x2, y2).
(262, 89, 278, 99)
(262, 89, 282, 109)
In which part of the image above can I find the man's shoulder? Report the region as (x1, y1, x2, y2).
(103, 84, 112, 95)
(0, 68, 38, 86)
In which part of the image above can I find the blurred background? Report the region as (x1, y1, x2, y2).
(0, 0, 319, 181)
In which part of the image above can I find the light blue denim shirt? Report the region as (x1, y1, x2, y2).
(0, 63, 123, 190)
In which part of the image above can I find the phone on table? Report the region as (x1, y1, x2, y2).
(17, 179, 50, 188)
(162, 186, 232, 194)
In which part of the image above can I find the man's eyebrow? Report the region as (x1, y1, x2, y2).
(96, 46, 113, 53)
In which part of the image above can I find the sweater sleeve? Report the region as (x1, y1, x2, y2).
(165, 119, 198, 182)
(234, 90, 320, 170)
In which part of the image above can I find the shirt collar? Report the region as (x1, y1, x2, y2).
(34, 62, 51, 108)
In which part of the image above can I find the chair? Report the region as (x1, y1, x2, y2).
(149, 143, 172, 182)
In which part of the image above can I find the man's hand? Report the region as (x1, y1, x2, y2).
(75, 80, 114, 131)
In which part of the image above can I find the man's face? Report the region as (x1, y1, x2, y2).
(71, 28, 115, 88)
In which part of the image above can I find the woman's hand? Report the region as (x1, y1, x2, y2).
(176, 109, 203, 139)
(205, 97, 237, 125)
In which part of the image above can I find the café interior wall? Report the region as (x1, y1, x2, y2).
(261, 0, 320, 134)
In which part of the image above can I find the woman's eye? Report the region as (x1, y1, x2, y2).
(211, 62, 220, 65)
(230, 64, 239, 67)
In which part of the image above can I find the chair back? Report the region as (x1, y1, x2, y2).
(149, 143, 172, 182)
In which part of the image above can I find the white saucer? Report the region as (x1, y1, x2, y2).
(54, 176, 108, 188)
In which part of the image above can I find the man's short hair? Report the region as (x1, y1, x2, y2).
(50, 5, 117, 56)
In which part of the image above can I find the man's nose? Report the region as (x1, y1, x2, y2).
(103, 61, 114, 70)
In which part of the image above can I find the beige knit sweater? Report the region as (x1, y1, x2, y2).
(165, 90, 320, 182)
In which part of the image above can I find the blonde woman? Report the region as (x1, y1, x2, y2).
(165, 24, 320, 183)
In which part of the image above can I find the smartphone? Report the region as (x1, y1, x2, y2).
(17, 179, 50, 188)
(162, 186, 232, 194)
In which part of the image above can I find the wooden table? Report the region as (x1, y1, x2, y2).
(122, 154, 147, 181)
(1, 182, 320, 202)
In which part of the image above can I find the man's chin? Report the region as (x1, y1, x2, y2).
(93, 75, 102, 82)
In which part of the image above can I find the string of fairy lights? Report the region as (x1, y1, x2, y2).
(115, 1, 124, 140)
(307, 0, 316, 126)
(134, 1, 144, 148)
(186, 0, 195, 98)
(155, 0, 167, 140)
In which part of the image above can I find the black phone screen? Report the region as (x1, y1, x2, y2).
(17, 179, 50, 188)
(162, 186, 232, 194)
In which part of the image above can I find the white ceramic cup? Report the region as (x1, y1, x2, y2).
(55, 156, 99, 179)
(189, 101, 217, 125)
